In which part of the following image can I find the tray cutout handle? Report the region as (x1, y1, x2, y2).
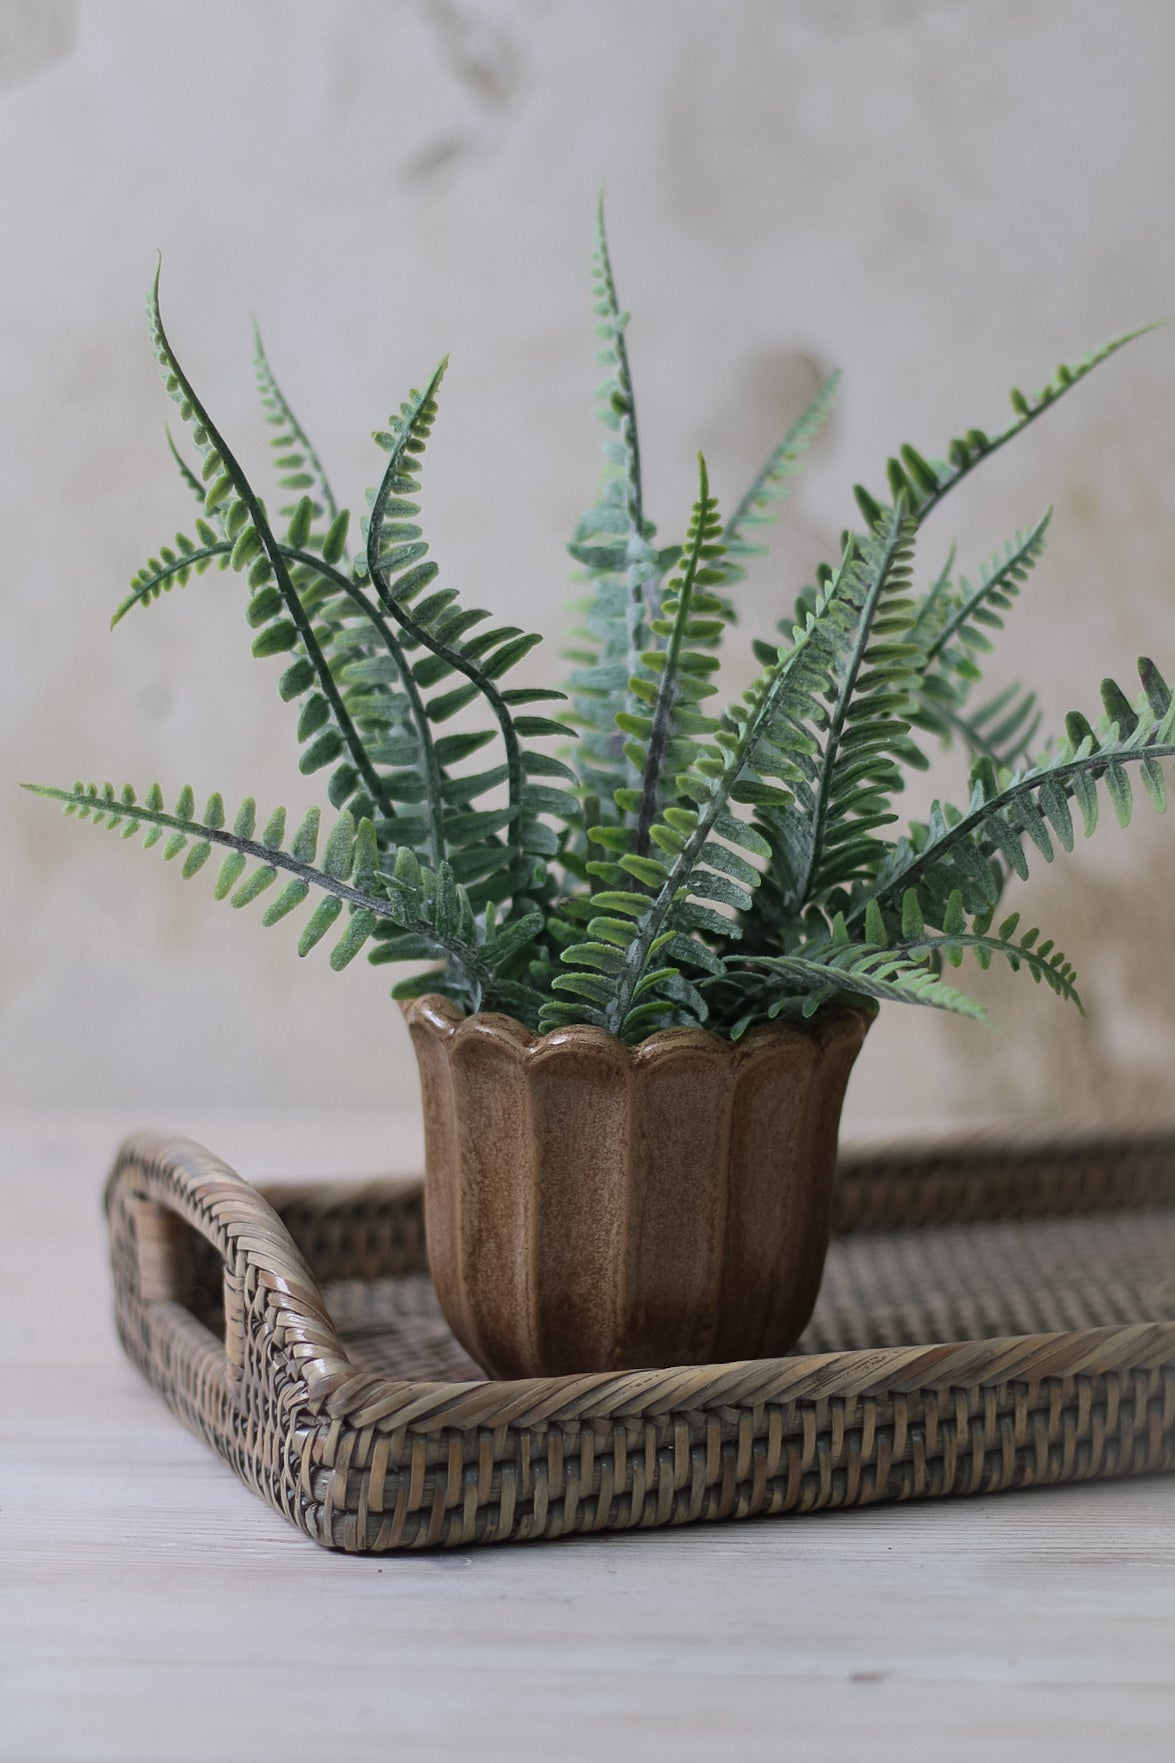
(129, 1188, 246, 1384)
(107, 1133, 352, 1405)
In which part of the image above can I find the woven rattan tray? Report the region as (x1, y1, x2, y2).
(105, 1129, 1175, 1551)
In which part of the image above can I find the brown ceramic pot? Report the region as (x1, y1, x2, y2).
(402, 994, 871, 1379)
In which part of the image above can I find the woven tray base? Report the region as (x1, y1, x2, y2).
(106, 1131, 1175, 1551)
(327, 1207, 1175, 1383)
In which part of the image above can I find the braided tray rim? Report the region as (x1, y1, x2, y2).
(105, 1129, 1175, 1551)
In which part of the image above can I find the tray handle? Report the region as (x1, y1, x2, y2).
(106, 1132, 353, 1404)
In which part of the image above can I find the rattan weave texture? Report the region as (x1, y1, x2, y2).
(106, 1131, 1175, 1551)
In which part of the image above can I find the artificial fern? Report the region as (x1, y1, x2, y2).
(27, 216, 1172, 1042)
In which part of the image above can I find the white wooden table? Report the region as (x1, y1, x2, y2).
(4, 1113, 1174, 1763)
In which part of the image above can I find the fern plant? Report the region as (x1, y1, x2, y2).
(27, 209, 1172, 1044)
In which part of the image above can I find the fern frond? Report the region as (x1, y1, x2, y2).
(719, 886, 1080, 1029)
(21, 778, 540, 1013)
(589, 193, 648, 560)
(909, 512, 1051, 765)
(936, 923, 1082, 1003)
(166, 429, 206, 506)
(545, 535, 875, 1040)
(114, 527, 231, 622)
(555, 460, 734, 1008)
(136, 276, 468, 868)
(564, 197, 667, 824)
(923, 512, 1051, 665)
(721, 946, 987, 1027)
(858, 659, 1175, 932)
(365, 360, 576, 910)
(722, 369, 839, 579)
(914, 541, 956, 634)
(253, 324, 340, 526)
(775, 329, 1153, 657)
(273, 551, 450, 857)
(145, 264, 405, 839)
(621, 456, 730, 852)
(767, 501, 919, 915)
(851, 327, 1155, 535)
(926, 680, 1045, 772)
(109, 510, 445, 860)
(34, 232, 1166, 1046)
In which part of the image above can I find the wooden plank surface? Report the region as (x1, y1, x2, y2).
(3, 1113, 1174, 1763)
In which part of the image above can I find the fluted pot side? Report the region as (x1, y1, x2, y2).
(402, 995, 870, 1379)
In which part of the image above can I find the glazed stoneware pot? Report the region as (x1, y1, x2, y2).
(402, 994, 871, 1379)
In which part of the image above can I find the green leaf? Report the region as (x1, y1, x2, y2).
(618, 854, 668, 886)
(322, 810, 356, 880)
(251, 620, 299, 657)
(298, 895, 344, 953)
(322, 509, 350, 565)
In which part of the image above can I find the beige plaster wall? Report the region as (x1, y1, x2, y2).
(4, 0, 1175, 1139)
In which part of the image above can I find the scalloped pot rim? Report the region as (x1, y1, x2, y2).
(400, 992, 872, 1070)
